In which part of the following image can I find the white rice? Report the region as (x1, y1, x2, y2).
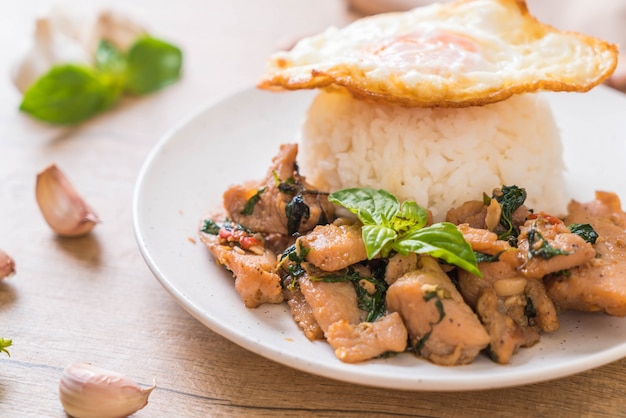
(298, 89, 568, 221)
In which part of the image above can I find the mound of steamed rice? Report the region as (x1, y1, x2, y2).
(298, 90, 568, 221)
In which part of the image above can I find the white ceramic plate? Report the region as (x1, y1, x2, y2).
(133, 85, 626, 391)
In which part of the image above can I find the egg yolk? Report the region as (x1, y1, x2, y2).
(365, 30, 492, 75)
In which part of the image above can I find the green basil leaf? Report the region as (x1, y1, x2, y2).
(328, 188, 399, 226)
(0, 337, 11, 357)
(392, 200, 428, 233)
(474, 251, 502, 263)
(201, 219, 221, 235)
(19, 64, 118, 124)
(526, 224, 570, 260)
(95, 40, 127, 104)
(95, 40, 127, 76)
(310, 266, 388, 322)
(125, 36, 183, 95)
(568, 223, 598, 245)
(362, 224, 397, 259)
(495, 185, 527, 244)
(355, 276, 388, 322)
(241, 187, 266, 215)
(285, 194, 310, 235)
(394, 222, 481, 277)
(331, 187, 480, 275)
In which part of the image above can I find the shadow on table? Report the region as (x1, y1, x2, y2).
(0, 280, 18, 311)
(53, 234, 103, 270)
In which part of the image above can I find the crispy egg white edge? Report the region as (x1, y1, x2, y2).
(262, 0, 617, 90)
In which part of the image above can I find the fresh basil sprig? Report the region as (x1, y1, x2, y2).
(125, 37, 183, 95)
(19, 64, 118, 124)
(0, 337, 12, 357)
(328, 188, 481, 277)
(20, 36, 182, 125)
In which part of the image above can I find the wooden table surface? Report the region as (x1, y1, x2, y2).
(2, 1, 626, 417)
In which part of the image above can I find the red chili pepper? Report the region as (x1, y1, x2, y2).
(544, 214, 564, 225)
(240, 236, 260, 250)
(218, 227, 232, 239)
(527, 212, 563, 225)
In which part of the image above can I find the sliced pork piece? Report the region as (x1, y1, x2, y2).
(476, 287, 539, 364)
(298, 275, 366, 333)
(384, 252, 419, 285)
(326, 312, 408, 363)
(457, 223, 515, 257)
(456, 222, 560, 334)
(386, 256, 489, 366)
(446, 195, 531, 234)
(283, 279, 324, 341)
(200, 232, 283, 308)
(456, 254, 556, 364)
(457, 260, 520, 309)
(546, 192, 626, 316)
(223, 143, 335, 235)
(297, 220, 367, 272)
(446, 200, 487, 228)
(517, 214, 596, 279)
(525, 278, 559, 332)
(567, 191, 626, 227)
(264, 232, 296, 255)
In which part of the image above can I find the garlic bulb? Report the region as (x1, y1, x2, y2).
(0, 249, 16, 280)
(35, 164, 100, 237)
(59, 362, 156, 418)
(87, 9, 147, 52)
(11, 14, 91, 93)
(12, 7, 147, 94)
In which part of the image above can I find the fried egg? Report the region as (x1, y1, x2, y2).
(258, 0, 618, 107)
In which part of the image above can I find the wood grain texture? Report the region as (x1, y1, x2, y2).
(1, 1, 626, 417)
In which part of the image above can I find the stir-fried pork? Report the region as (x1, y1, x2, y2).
(297, 220, 367, 272)
(476, 287, 539, 364)
(446, 200, 488, 228)
(457, 223, 515, 257)
(386, 256, 489, 366)
(384, 252, 419, 285)
(458, 257, 558, 334)
(200, 233, 283, 308)
(298, 275, 366, 332)
(457, 260, 554, 364)
(458, 259, 519, 309)
(325, 313, 408, 363)
(454, 222, 559, 364)
(517, 214, 596, 279)
(283, 279, 324, 340)
(223, 144, 335, 235)
(546, 192, 626, 316)
(525, 278, 559, 332)
(202, 142, 626, 366)
(446, 200, 531, 232)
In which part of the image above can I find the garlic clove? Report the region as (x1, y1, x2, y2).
(12, 7, 148, 93)
(0, 249, 16, 280)
(35, 164, 100, 237)
(11, 15, 91, 94)
(59, 362, 156, 418)
(87, 9, 148, 52)
(485, 198, 502, 232)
